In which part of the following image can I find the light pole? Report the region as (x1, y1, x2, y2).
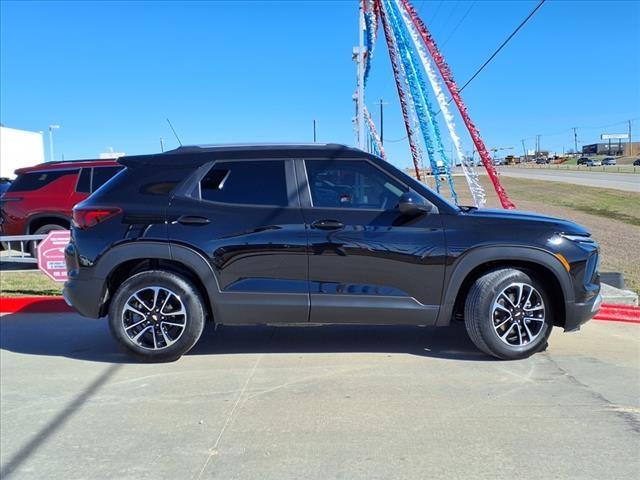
(48, 125, 60, 162)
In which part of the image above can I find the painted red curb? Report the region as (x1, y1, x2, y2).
(0, 296, 73, 314)
(1, 297, 639, 323)
(594, 304, 640, 323)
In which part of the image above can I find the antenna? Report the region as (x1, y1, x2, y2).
(166, 118, 182, 146)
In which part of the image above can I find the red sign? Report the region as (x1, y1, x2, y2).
(37, 230, 71, 282)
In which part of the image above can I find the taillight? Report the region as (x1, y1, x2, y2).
(72, 206, 122, 229)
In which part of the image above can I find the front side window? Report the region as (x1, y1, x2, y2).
(305, 159, 407, 209)
(200, 160, 288, 206)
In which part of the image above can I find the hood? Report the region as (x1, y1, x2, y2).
(465, 208, 590, 236)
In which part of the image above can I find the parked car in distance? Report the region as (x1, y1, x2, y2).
(0, 159, 122, 240)
(535, 157, 549, 164)
(584, 159, 602, 167)
(577, 157, 590, 165)
(64, 144, 601, 362)
(602, 157, 617, 166)
(633, 158, 640, 166)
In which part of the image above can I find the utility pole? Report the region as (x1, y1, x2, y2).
(629, 120, 633, 156)
(377, 98, 389, 145)
(159, 137, 165, 152)
(354, 4, 366, 150)
(521, 139, 527, 161)
(535, 134, 541, 159)
(572, 127, 578, 155)
(313, 120, 317, 142)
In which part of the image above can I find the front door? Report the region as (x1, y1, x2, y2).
(296, 158, 445, 325)
(167, 158, 309, 324)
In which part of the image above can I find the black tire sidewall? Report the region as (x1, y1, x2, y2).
(108, 270, 205, 362)
(469, 269, 553, 360)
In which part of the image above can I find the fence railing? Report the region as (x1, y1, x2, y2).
(0, 234, 47, 264)
(507, 163, 639, 174)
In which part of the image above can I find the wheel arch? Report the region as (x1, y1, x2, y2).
(27, 214, 71, 234)
(437, 246, 573, 328)
(95, 241, 219, 321)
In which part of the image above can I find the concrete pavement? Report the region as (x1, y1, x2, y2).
(1, 314, 639, 479)
(497, 167, 640, 192)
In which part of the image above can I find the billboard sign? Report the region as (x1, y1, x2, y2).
(37, 230, 71, 282)
(601, 133, 629, 140)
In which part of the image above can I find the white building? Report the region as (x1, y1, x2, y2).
(0, 126, 45, 178)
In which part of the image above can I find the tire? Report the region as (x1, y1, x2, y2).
(108, 270, 206, 362)
(464, 268, 553, 360)
(31, 224, 66, 257)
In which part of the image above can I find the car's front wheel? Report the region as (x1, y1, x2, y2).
(108, 270, 206, 362)
(464, 268, 553, 360)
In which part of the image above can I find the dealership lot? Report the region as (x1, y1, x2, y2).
(1, 314, 639, 479)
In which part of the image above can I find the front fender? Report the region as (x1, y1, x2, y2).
(436, 245, 574, 326)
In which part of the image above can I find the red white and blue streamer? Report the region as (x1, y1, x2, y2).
(394, 0, 486, 207)
(383, 0, 458, 202)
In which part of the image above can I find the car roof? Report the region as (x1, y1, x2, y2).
(15, 159, 120, 175)
(120, 143, 374, 167)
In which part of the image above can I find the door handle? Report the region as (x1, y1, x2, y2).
(311, 219, 344, 230)
(175, 215, 210, 225)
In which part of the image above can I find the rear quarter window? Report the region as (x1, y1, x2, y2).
(7, 169, 78, 192)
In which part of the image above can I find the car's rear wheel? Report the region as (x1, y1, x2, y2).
(108, 270, 206, 362)
(464, 268, 553, 360)
(29, 224, 67, 257)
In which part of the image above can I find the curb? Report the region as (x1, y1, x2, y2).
(1, 296, 639, 323)
(0, 296, 72, 314)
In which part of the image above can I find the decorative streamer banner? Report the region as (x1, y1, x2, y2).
(383, 0, 442, 191)
(385, 0, 459, 201)
(378, 2, 424, 180)
(363, 0, 379, 86)
(398, 0, 516, 209)
(394, 0, 486, 207)
(364, 106, 387, 160)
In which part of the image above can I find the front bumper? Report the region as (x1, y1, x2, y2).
(565, 293, 602, 332)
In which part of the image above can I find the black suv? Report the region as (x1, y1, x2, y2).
(64, 144, 601, 361)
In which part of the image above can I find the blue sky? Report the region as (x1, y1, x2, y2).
(1, 0, 639, 169)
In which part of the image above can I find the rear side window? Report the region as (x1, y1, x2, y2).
(7, 169, 78, 192)
(200, 160, 288, 206)
(92, 166, 123, 192)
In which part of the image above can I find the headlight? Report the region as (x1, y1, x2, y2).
(560, 233, 595, 244)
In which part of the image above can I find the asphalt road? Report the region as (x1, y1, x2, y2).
(1, 314, 639, 479)
(497, 167, 640, 192)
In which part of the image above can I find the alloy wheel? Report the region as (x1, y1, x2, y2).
(121, 286, 187, 350)
(491, 282, 545, 347)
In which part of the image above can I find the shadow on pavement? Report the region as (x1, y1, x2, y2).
(0, 313, 491, 363)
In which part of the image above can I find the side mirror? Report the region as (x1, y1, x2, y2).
(397, 191, 433, 216)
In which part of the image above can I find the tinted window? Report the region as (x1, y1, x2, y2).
(200, 160, 288, 206)
(76, 168, 91, 193)
(92, 166, 123, 192)
(305, 160, 407, 209)
(7, 169, 78, 192)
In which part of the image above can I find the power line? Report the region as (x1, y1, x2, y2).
(455, 0, 546, 96)
(427, 1, 444, 26)
(437, 1, 461, 37)
(441, 1, 477, 48)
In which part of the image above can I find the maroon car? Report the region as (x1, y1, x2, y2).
(0, 159, 122, 239)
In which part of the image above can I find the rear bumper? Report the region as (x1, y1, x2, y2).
(63, 274, 105, 318)
(564, 293, 602, 332)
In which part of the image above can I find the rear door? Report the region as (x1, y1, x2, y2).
(296, 158, 445, 325)
(167, 158, 309, 324)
